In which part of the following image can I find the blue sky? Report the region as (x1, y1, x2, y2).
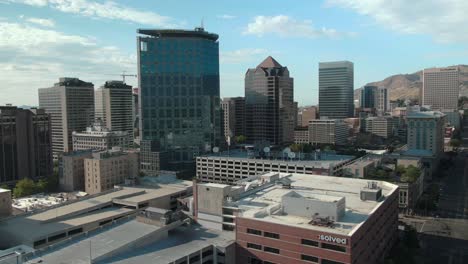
(0, 0, 467, 106)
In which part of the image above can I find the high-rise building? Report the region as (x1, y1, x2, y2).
(72, 120, 130, 151)
(0, 106, 53, 185)
(319, 61, 354, 118)
(84, 149, 139, 195)
(406, 111, 446, 156)
(298, 106, 317, 127)
(364, 116, 395, 139)
(245, 56, 295, 145)
(360, 86, 389, 115)
(221, 97, 245, 144)
(422, 67, 459, 110)
(309, 119, 349, 145)
(137, 27, 222, 172)
(39, 78, 95, 157)
(95, 80, 134, 144)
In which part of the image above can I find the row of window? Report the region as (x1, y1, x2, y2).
(247, 243, 280, 255)
(247, 243, 343, 264)
(247, 228, 280, 239)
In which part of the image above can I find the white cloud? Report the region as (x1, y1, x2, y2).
(5, 0, 178, 27)
(0, 21, 136, 106)
(25, 17, 55, 27)
(243, 15, 355, 38)
(326, 0, 468, 43)
(217, 14, 236, 20)
(220, 48, 268, 64)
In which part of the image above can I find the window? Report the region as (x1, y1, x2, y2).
(264, 231, 280, 239)
(301, 254, 319, 263)
(322, 259, 345, 264)
(189, 254, 200, 263)
(321, 242, 346, 253)
(302, 238, 319, 247)
(247, 228, 262, 236)
(264, 246, 280, 254)
(247, 243, 262, 250)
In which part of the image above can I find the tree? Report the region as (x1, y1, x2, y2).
(235, 135, 246, 144)
(289, 143, 301, 153)
(450, 138, 461, 149)
(13, 178, 37, 198)
(395, 165, 406, 175)
(401, 165, 421, 183)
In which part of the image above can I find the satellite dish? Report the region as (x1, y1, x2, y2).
(263, 147, 270, 153)
(288, 152, 296, 159)
(213, 147, 219, 153)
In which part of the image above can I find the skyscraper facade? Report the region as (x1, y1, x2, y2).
(422, 66, 460, 110)
(245, 56, 295, 145)
(137, 28, 221, 171)
(0, 106, 53, 185)
(319, 61, 354, 119)
(360, 86, 389, 115)
(221, 97, 245, 144)
(95, 80, 134, 144)
(39, 78, 95, 157)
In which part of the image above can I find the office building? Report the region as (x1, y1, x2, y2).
(245, 56, 295, 145)
(84, 149, 139, 195)
(221, 97, 246, 144)
(193, 172, 399, 264)
(406, 111, 446, 157)
(294, 127, 309, 144)
(422, 66, 459, 110)
(298, 106, 317, 127)
(59, 150, 93, 192)
(319, 61, 354, 118)
(38, 78, 95, 157)
(95, 80, 134, 144)
(0, 106, 53, 185)
(364, 116, 395, 139)
(360, 86, 389, 115)
(196, 150, 354, 184)
(0, 188, 12, 217)
(137, 27, 222, 172)
(309, 119, 349, 145)
(72, 119, 130, 151)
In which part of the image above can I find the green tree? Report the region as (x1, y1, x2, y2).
(401, 165, 421, 183)
(289, 143, 301, 153)
(13, 178, 37, 198)
(235, 135, 246, 144)
(449, 138, 461, 148)
(36, 179, 48, 193)
(0, 184, 9, 190)
(395, 165, 406, 175)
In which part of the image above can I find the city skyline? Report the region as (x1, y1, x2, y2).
(1, 0, 467, 106)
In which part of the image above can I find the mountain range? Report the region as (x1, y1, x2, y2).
(354, 65, 468, 102)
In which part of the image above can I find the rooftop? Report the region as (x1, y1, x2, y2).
(226, 173, 398, 236)
(137, 28, 219, 41)
(199, 150, 354, 169)
(407, 111, 446, 119)
(257, 56, 282, 68)
(0, 188, 9, 194)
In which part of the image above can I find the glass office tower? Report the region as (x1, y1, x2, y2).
(137, 28, 221, 171)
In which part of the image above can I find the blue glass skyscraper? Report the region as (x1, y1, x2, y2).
(137, 27, 221, 172)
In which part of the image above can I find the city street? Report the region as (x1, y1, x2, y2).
(399, 115, 468, 263)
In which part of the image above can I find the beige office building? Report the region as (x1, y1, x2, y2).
(298, 106, 317, 127)
(60, 150, 93, 192)
(85, 149, 139, 195)
(0, 188, 12, 217)
(364, 116, 395, 139)
(72, 120, 130, 151)
(95, 81, 134, 144)
(407, 111, 446, 156)
(422, 67, 459, 110)
(39, 78, 95, 157)
(309, 119, 348, 145)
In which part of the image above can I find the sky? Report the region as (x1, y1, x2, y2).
(0, 0, 467, 107)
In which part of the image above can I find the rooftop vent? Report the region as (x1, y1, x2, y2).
(308, 213, 334, 228)
(360, 181, 382, 201)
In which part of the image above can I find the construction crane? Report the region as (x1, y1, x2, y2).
(119, 71, 137, 83)
(105, 71, 137, 83)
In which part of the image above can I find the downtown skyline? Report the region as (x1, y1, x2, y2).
(0, 0, 467, 107)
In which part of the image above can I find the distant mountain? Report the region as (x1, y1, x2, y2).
(354, 65, 468, 102)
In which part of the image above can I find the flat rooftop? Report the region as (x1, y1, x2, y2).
(200, 150, 354, 169)
(228, 173, 398, 236)
(0, 188, 9, 194)
(25, 222, 234, 264)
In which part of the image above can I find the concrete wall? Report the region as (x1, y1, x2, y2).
(281, 191, 345, 221)
(197, 185, 228, 216)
